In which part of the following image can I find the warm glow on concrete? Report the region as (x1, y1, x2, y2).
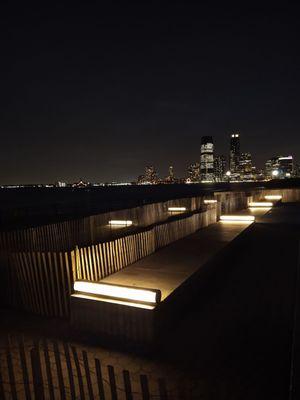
(168, 207, 187, 211)
(265, 195, 282, 200)
(204, 199, 217, 204)
(220, 215, 255, 222)
(248, 202, 273, 207)
(74, 281, 161, 304)
(108, 220, 133, 226)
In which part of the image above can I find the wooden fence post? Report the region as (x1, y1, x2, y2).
(18, 335, 32, 400)
(82, 350, 94, 400)
(140, 374, 150, 400)
(158, 378, 168, 400)
(30, 346, 44, 400)
(53, 340, 66, 400)
(42, 339, 55, 400)
(71, 345, 85, 400)
(6, 337, 18, 400)
(63, 342, 76, 400)
(123, 370, 133, 400)
(95, 358, 106, 400)
(0, 364, 5, 400)
(107, 365, 118, 400)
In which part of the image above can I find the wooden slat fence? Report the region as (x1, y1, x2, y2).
(0, 219, 83, 253)
(74, 208, 216, 283)
(10, 251, 74, 318)
(75, 230, 155, 282)
(8, 208, 217, 318)
(0, 335, 178, 400)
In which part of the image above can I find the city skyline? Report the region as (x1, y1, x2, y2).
(1, 3, 300, 184)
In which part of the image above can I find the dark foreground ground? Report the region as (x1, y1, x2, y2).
(1, 203, 300, 399)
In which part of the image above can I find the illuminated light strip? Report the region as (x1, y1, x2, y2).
(168, 207, 187, 211)
(249, 207, 271, 212)
(74, 281, 161, 305)
(265, 195, 282, 200)
(204, 199, 217, 204)
(72, 293, 155, 310)
(248, 202, 273, 207)
(108, 220, 133, 226)
(220, 215, 255, 222)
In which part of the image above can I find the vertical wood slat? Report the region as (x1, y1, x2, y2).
(82, 350, 94, 400)
(123, 370, 133, 400)
(71, 345, 85, 400)
(30, 344, 45, 400)
(140, 374, 150, 400)
(95, 358, 106, 400)
(0, 363, 5, 400)
(18, 335, 32, 400)
(6, 337, 18, 400)
(53, 341, 66, 400)
(108, 365, 118, 400)
(158, 378, 168, 400)
(42, 338, 55, 400)
(63, 342, 76, 400)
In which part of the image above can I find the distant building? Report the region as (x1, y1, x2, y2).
(200, 136, 214, 182)
(55, 181, 67, 187)
(164, 165, 176, 183)
(294, 163, 300, 178)
(239, 152, 252, 173)
(187, 162, 200, 182)
(265, 157, 280, 179)
(214, 155, 226, 182)
(265, 155, 293, 179)
(137, 165, 158, 184)
(72, 180, 89, 188)
(229, 133, 240, 173)
(278, 156, 293, 178)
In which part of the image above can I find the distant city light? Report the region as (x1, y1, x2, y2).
(272, 170, 279, 177)
(108, 220, 133, 226)
(248, 202, 273, 207)
(226, 170, 231, 176)
(74, 281, 161, 305)
(265, 195, 282, 200)
(278, 156, 293, 160)
(168, 207, 187, 211)
(220, 215, 255, 222)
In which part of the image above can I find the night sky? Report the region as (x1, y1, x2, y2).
(1, 3, 300, 184)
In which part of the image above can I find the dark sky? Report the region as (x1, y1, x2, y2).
(1, 2, 300, 183)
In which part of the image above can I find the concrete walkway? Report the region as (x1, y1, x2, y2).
(102, 207, 269, 301)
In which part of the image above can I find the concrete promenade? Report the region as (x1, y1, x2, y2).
(101, 207, 268, 301)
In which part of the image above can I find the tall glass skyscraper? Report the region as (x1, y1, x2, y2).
(229, 133, 240, 173)
(200, 136, 214, 182)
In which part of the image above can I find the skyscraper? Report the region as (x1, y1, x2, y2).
(200, 136, 214, 182)
(187, 162, 200, 182)
(265, 155, 293, 179)
(239, 152, 253, 181)
(229, 133, 240, 173)
(214, 155, 226, 182)
(239, 152, 252, 173)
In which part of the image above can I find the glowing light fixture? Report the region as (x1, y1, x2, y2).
(108, 220, 133, 226)
(248, 202, 273, 207)
(204, 199, 217, 204)
(220, 215, 255, 222)
(168, 207, 187, 211)
(265, 195, 282, 200)
(272, 170, 279, 177)
(74, 281, 161, 305)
